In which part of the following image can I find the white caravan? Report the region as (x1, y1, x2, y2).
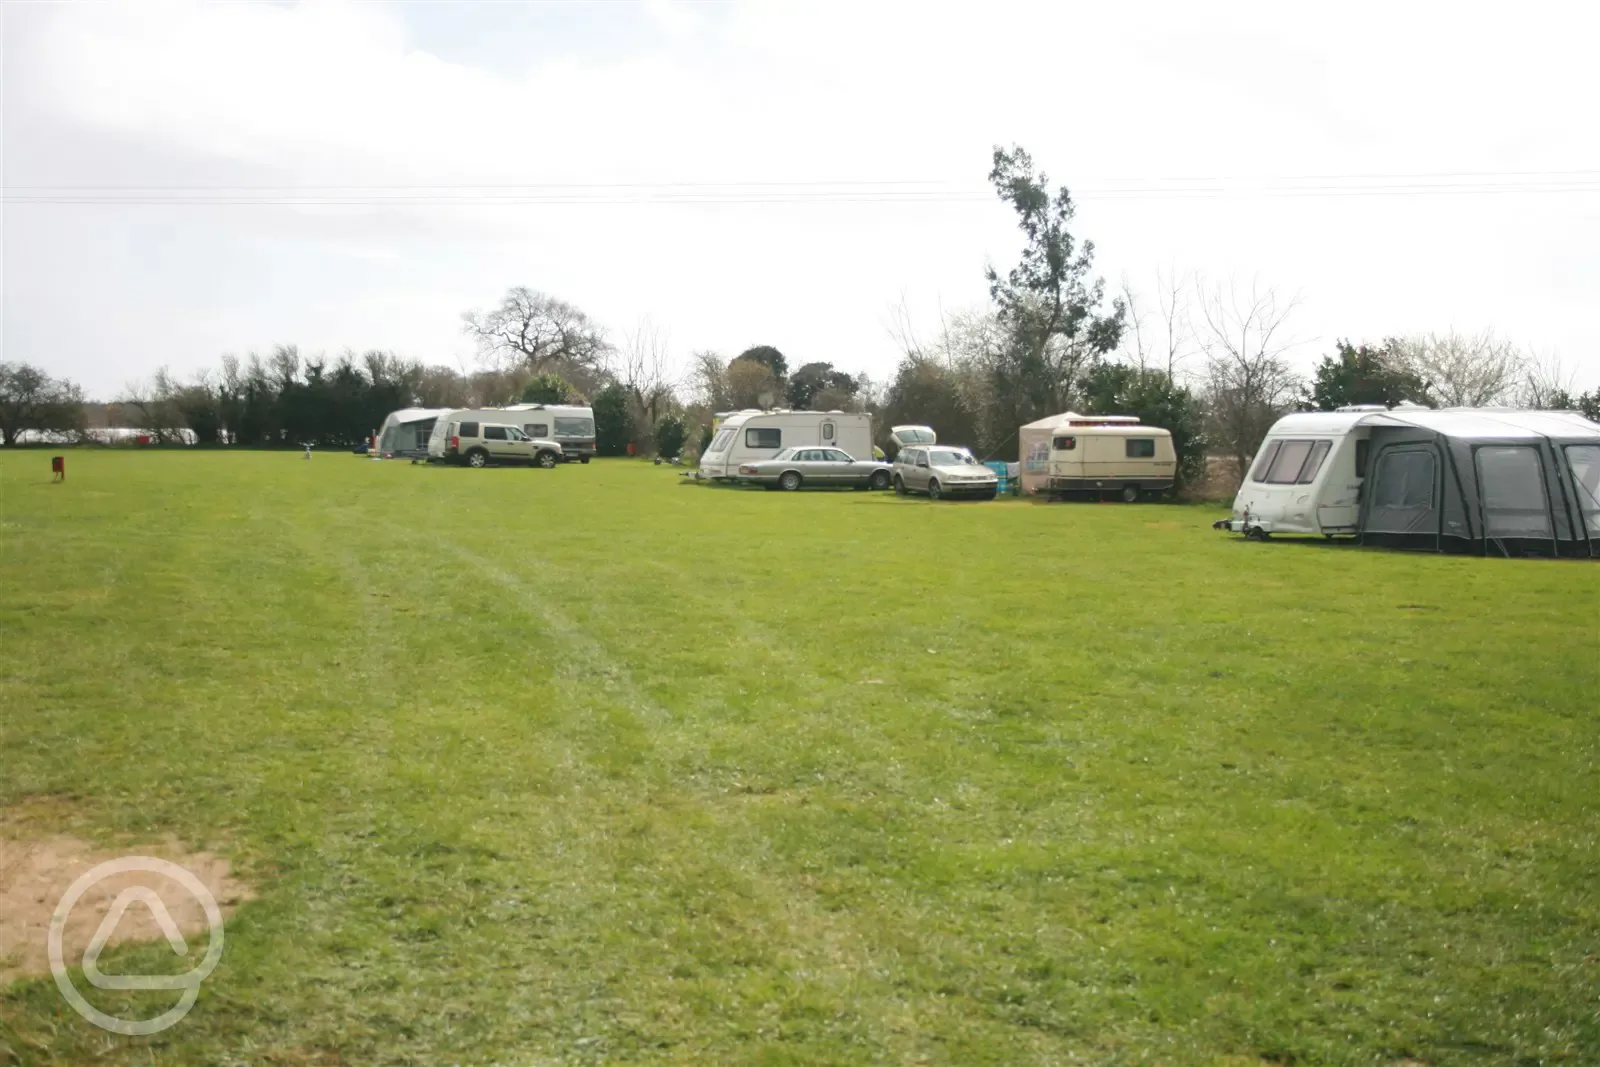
(698, 410, 874, 481)
(1217, 405, 1391, 538)
(427, 404, 595, 463)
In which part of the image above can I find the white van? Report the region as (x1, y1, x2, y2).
(1216, 407, 1384, 538)
(698, 410, 874, 481)
(1019, 414, 1176, 501)
(428, 405, 595, 464)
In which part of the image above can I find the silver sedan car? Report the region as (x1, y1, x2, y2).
(737, 447, 894, 491)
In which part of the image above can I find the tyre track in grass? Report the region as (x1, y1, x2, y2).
(437, 538, 1117, 1062)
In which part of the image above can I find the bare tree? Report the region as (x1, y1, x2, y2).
(1155, 266, 1194, 379)
(1197, 277, 1304, 479)
(614, 318, 678, 441)
(690, 350, 732, 410)
(462, 287, 610, 373)
(1394, 328, 1523, 407)
(1516, 348, 1576, 409)
(118, 367, 191, 444)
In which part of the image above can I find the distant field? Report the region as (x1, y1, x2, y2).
(1, 450, 1596, 1066)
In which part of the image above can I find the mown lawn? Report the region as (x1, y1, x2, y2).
(1, 450, 1596, 1066)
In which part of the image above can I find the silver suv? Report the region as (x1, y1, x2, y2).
(892, 445, 998, 500)
(445, 422, 564, 468)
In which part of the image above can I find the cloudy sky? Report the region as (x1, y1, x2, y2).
(4, 0, 1598, 398)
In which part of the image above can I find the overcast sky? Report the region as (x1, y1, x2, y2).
(5, 0, 1598, 399)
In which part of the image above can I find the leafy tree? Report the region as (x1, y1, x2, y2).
(984, 145, 1123, 432)
(520, 373, 578, 404)
(0, 362, 87, 445)
(878, 356, 982, 457)
(1305, 340, 1429, 411)
(1577, 390, 1600, 422)
(1079, 361, 1208, 491)
(654, 412, 689, 458)
(592, 383, 634, 456)
(787, 362, 857, 409)
(733, 345, 787, 380)
(727, 359, 781, 409)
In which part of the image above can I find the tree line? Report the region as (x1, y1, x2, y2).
(4, 145, 1597, 487)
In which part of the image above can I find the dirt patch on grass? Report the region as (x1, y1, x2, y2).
(0, 826, 253, 986)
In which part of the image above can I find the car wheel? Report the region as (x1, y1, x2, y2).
(580, 455, 591, 464)
(869, 469, 890, 491)
(893, 475, 906, 496)
(779, 471, 803, 492)
(1121, 485, 1140, 503)
(928, 479, 942, 500)
(536, 451, 558, 469)
(466, 449, 489, 468)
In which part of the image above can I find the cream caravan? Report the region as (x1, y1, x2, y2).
(1018, 413, 1176, 501)
(698, 410, 873, 481)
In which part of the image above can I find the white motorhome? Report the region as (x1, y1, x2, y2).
(698, 410, 873, 481)
(428, 404, 595, 463)
(1218, 406, 1388, 538)
(1018, 413, 1176, 500)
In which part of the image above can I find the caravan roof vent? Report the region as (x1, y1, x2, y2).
(826, 409, 844, 414)
(1334, 404, 1390, 413)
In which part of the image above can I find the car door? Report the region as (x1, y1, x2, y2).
(481, 425, 516, 461)
(909, 449, 932, 491)
(824, 448, 860, 484)
(795, 449, 826, 483)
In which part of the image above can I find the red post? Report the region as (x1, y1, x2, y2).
(51, 456, 65, 482)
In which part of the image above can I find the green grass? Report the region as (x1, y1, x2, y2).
(1, 450, 1596, 1066)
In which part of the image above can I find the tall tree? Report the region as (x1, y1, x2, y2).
(984, 145, 1124, 434)
(462, 288, 610, 373)
(1305, 339, 1430, 411)
(592, 383, 634, 456)
(786, 362, 857, 410)
(733, 345, 788, 380)
(727, 359, 781, 409)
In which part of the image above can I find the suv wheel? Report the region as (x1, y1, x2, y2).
(927, 479, 942, 500)
(466, 449, 489, 468)
(869, 470, 890, 491)
(779, 471, 803, 492)
(536, 451, 558, 469)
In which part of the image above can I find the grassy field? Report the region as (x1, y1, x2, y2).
(1, 450, 1596, 1066)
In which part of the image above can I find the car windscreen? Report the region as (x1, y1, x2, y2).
(928, 450, 973, 466)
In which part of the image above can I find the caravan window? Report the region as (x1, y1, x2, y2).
(1053, 436, 1076, 451)
(1476, 446, 1552, 538)
(822, 423, 835, 441)
(709, 429, 734, 453)
(746, 428, 781, 449)
(1295, 440, 1333, 484)
(554, 417, 594, 437)
(1125, 438, 1156, 458)
(1265, 440, 1314, 484)
(1565, 446, 1600, 532)
(1249, 441, 1281, 482)
(524, 423, 549, 437)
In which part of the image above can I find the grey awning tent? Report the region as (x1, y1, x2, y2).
(1356, 408, 1600, 558)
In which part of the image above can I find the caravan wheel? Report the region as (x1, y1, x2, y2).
(1245, 526, 1270, 542)
(1121, 485, 1140, 503)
